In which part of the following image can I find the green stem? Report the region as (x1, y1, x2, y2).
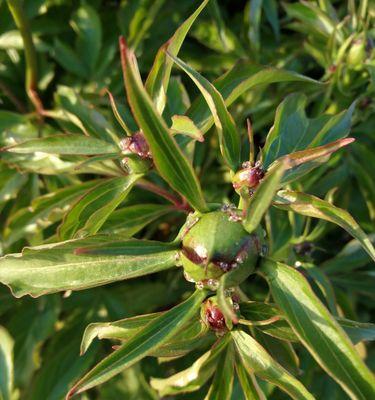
(6, 0, 44, 115)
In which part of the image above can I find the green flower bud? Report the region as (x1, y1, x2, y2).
(181, 211, 260, 283)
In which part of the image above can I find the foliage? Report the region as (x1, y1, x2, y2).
(0, 0, 374, 399)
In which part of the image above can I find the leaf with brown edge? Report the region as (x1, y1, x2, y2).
(232, 330, 314, 400)
(274, 190, 375, 262)
(120, 37, 207, 212)
(260, 259, 375, 400)
(271, 138, 355, 185)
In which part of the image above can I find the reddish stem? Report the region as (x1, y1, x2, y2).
(137, 179, 191, 212)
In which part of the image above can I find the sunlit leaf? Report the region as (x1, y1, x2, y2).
(145, 0, 208, 113)
(59, 176, 140, 240)
(187, 62, 321, 134)
(274, 190, 375, 261)
(232, 330, 314, 400)
(260, 260, 375, 399)
(169, 53, 241, 171)
(204, 344, 235, 400)
(0, 237, 178, 297)
(67, 290, 207, 398)
(120, 38, 207, 212)
(3, 134, 119, 155)
(151, 335, 230, 396)
(0, 326, 14, 400)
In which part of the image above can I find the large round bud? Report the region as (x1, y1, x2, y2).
(181, 211, 260, 283)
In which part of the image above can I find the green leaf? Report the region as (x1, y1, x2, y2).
(55, 86, 118, 144)
(145, 0, 208, 113)
(274, 190, 375, 262)
(53, 39, 87, 78)
(0, 166, 27, 205)
(151, 335, 230, 396)
(170, 115, 203, 142)
(100, 204, 173, 237)
(4, 134, 119, 155)
(263, 94, 355, 168)
(81, 313, 160, 354)
(243, 160, 287, 233)
(82, 313, 212, 358)
(337, 318, 375, 344)
(232, 330, 314, 400)
(253, 330, 300, 376)
(107, 91, 133, 136)
(236, 360, 266, 400)
(239, 301, 298, 342)
(3, 180, 100, 247)
(7, 296, 60, 386)
(321, 235, 375, 274)
(204, 345, 235, 400)
(260, 260, 375, 400)
(59, 176, 140, 240)
(120, 39, 207, 212)
(0, 237, 178, 297)
(71, 4, 102, 73)
(67, 290, 207, 398)
(187, 62, 321, 134)
(0, 326, 14, 400)
(169, 54, 241, 171)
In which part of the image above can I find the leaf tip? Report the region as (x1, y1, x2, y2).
(341, 137, 355, 146)
(65, 386, 78, 400)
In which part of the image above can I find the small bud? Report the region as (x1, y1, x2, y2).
(120, 132, 151, 159)
(203, 299, 226, 332)
(232, 163, 264, 191)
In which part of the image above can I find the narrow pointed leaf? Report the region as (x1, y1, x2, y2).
(3, 135, 119, 155)
(100, 204, 173, 237)
(236, 360, 266, 400)
(107, 91, 133, 136)
(336, 318, 375, 344)
(59, 176, 140, 240)
(82, 313, 212, 359)
(271, 138, 355, 185)
(145, 0, 209, 113)
(0, 326, 14, 400)
(232, 330, 314, 400)
(4, 180, 100, 247)
(260, 260, 375, 400)
(321, 235, 375, 274)
(151, 335, 230, 396)
(239, 301, 298, 342)
(169, 54, 241, 171)
(204, 345, 235, 400)
(120, 38, 207, 212)
(187, 62, 321, 134)
(67, 290, 207, 398)
(243, 160, 287, 234)
(274, 190, 375, 261)
(0, 237, 178, 297)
